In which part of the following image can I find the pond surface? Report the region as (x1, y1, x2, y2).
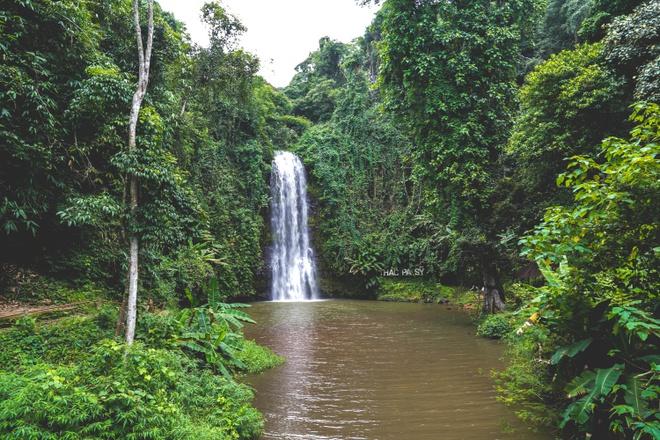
(245, 300, 551, 440)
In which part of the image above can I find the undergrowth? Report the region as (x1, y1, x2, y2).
(0, 303, 282, 439)
(376, 279, 462, 303)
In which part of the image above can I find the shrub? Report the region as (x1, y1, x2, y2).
(0, 364, 107, 437)
(151, 240, 217, 306)
(0, 314, 112, 371)
(0, 285, 279, 439)
(136, 310, 183, 350)
(0, 272, 108, 304)
(494, 325, 561, 429)
(0, 340, 264, 439)
(235, 340, 284, 374)
(516, 103, 660, 438)
(504, 282, 542, 308)
(377, 279, 457, 303)
(477, 312, 515, 339)
(94, 304, 118, 330)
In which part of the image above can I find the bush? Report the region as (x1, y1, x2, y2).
(0, 272, 109, 304)
(377, 279, 457, 303)
(477, 312, 515, 339)
(0, 287, 280, 439)
(0, 364, 107, 437)
(504, 282, 542, 308)
(136, 310, 183, 350)
(235, 340, 284, 374)
(515, 103, 660, 438)
(0, 314, 112, 370)
(94, 304, 118, 330)
(494, 325, 561, 429)
(0, 340, 264, 439)
(150, 240, 217, 306)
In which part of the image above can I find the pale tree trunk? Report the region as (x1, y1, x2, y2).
(125, 0, 154, 345)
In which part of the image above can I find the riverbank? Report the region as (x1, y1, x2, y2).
(374, 279, 534, 337)
(319, 277, 512, 337)
(375, 278, 480, 310)
(0, 279, 283, 439)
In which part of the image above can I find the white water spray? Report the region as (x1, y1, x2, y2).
(269, 151, 319, 301)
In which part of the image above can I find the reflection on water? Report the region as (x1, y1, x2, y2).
(246, 300, 551, 440)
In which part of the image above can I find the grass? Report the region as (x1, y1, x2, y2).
(376, 278, 477, 307)
(236, 339, 284, 374)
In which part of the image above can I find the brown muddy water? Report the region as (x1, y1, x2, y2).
(245, 300, 552, 440)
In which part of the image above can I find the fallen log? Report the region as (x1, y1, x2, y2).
(0, 301, 93, 322)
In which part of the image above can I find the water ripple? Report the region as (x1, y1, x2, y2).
(246, 300, 551, 440)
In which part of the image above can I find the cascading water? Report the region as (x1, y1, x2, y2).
(269, 151, 319, 301)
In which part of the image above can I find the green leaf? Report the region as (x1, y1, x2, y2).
(217, 362, 232, 379)
(566, 370, 596, 398)
(537, 260, 561, 287)
(561, 392, 596, 428)
(623, 376, 645, 416)
(184, 288, 194, 307)
(207, 277, 220, 309)
(551, 338, 593, 365)
(180, 341, 209, 356)
(637, 423, 660, 439)
(640, 354, 660, 366)
(593, 364, 623, 397)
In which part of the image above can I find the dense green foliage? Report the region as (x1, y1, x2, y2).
(376, 279, 457, 304)
(285, 34, 419, 291)
(503, 42, 628, 234)
(536, 0, 593, 57)
(493, 105, 659, 438)
(0, 297, 282, 439)
(518, 104, 659, 438)
(309, 1, 659, 437)
(1, 0, 658, 438)
(603, 1, 660, 102)
(0, 1, 288, 437)
(374, 0, 541, 282)
(0, 0, 300, 301)
(0, 341, 263, 439)
(476, 312, 516, 339)
(536, 0, 645, 57)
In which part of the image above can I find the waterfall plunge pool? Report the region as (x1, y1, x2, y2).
(245, 299, 552, 440)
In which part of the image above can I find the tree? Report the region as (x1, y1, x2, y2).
(604, 0, 660, 102)
(125, 0, 155, 344)
(285, 37, 348, 123)
(285, 33, 420, 293)
(503, 43, 628, 235)
(374, 0, 541, 300)
(0, 0, 99, 239)
(578, 0, 644, 42)
(537, 0, 594, 57)
(519, 102, 659, 438)
(0, 0, 295, 307)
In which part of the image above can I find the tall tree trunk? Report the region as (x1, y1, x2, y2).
(125, 0, 154, 345)
(482, 267, 506, 315)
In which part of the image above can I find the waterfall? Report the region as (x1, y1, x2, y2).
(269, 151, 319, 301)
